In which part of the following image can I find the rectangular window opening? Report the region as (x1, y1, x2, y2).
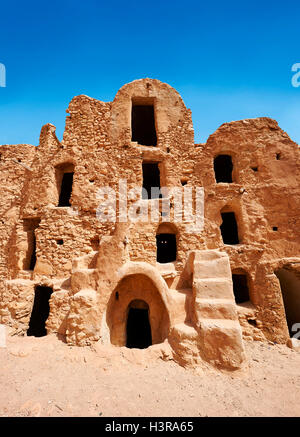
(232, 273, 250, 304)
(142, 162, 161, 199)
(58, 172, 74, 207)
(131, 100, 157, 146)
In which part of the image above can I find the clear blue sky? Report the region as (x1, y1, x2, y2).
(0, 0, 299, 146)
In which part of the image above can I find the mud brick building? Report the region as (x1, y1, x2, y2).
(0, 78, 299, 370)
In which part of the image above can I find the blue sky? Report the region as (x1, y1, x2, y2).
(0, 0, 299, 145)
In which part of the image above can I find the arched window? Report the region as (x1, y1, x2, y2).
(156, 223, 177, 263)
(55, 163, 74, 207)
(220, 208, 239, 245)
(214, 154, 233, 183)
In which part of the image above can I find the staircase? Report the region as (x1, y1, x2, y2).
(71, 250, 98, 294)
(170, 250, 246, 370)
(64, 250, 100, 345)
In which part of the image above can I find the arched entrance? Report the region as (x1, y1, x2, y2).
(156, 223, 177, 263)
(275, 267, 300, 337)
(126, 299, 152, 348)
(106, 273, 170, 348)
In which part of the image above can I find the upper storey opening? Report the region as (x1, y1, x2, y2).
(55, 163, 74, 207)
(131, 97, 157, 146)
(214, 154, 233, 183)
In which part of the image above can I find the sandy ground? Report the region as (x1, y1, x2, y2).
(0, 331, 300, 417)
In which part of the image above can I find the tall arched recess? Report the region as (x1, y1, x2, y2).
(275, 267, 300, 337)
(106, 273, 170, 348)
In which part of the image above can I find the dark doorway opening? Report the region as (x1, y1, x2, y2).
(275, 268, 300, 337)
(220, 211, 239, 244)
(232, 273, 250, 303)
(214, 155, 233, 183)
(132, 104, 157, 146)
(27, 286, 53, 337)
(156, 233, 177, 263)
(126, 300, 152, 349)
(58, 172, 74, 207)
(142, 162, 161, 199)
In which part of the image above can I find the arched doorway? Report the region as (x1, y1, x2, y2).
(106, 273, 170, 348)
(126, 300, 152, 348)
(275, 267, 300, 337)
(156, 223, 177, 263)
